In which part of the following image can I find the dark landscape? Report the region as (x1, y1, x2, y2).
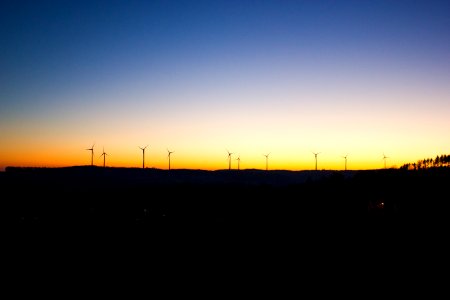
(3, 166, 449, 242)
(3, 167, 450, 281)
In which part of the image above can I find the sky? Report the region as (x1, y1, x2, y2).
(1, 0, 450, 171)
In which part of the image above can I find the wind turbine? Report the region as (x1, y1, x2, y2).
(139, 145, 148, 169)
(167, 148, 174, 170)
(99, 147, 108, 168)
(313, 152, 321, 171)
(263, 153, 270, 171)
(382, 153, 389, 169)
(342, 154, 348, 171)
(86, 143, 95, 166)
(236, 156, 241, 170)
(226, 149, 233, 170)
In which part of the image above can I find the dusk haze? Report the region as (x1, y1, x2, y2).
(2, 0, 449, 171)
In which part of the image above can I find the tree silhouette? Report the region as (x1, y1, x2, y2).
(400, 153, 450, 170)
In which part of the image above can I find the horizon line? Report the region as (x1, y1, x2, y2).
(1, 164, 403, 172)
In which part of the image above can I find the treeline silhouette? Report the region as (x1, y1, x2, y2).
(400, 153, 450, 170)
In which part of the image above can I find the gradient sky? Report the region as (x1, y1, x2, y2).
(1, 0, 450, 171)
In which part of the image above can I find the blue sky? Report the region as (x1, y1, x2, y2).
(1, 0, 450, 170)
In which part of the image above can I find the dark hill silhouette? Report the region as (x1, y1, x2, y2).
(3, 166, 449, 245)
(4, 166, 354, 186)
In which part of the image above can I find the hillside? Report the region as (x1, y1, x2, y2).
(2, 166, 449, 241)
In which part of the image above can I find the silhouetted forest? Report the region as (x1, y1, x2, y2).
(400, 153, 450, 169)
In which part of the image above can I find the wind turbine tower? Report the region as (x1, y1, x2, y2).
(167, 149, 174, 170)
(236, 156, 241, 170)
(100, 147, 108, 168)
(139, 145, 148, 169)
(342, 154, 348, 171)
(313, 152, 321, 171)
(263, 153, 270, 171)
(226, 150, 233, 170)
(86, 143, 95, 166)
(383, 153, 389, 169)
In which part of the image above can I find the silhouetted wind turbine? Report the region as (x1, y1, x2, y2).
(263, 153, 270, 171)
(167, 148, 174, 170)
(236, 156, 241, 170)
(226, 149, 233, 170)
(86, 143, 95, 166)
(99, 147, 108, 168)
(342, 154, 348, 171)
(139, 145, 148, 169)
(313, 152, 321, 171)
(383, 153, 389, 169)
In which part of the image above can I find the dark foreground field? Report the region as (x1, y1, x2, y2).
(2, 166, 449, 238)
(3, 165, 450, 278)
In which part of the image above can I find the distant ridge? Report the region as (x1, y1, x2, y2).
(4, 165, 358, 187)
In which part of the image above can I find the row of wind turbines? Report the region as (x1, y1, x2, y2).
(86, 144, 390, 170)
(227, 150, 389, 171)
(226, 150, 272, 171)
(86, 143, 175, 169)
